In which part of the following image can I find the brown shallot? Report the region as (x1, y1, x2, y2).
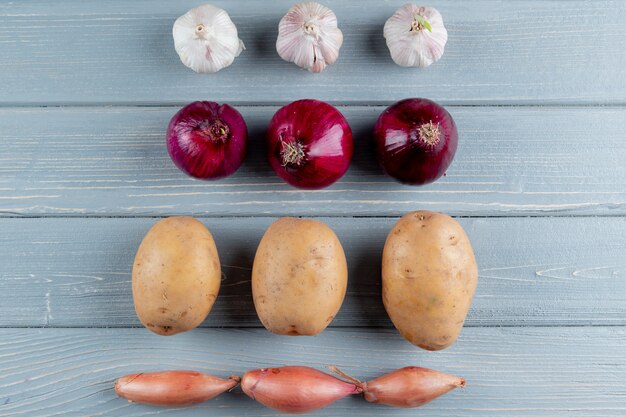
(114, 370, 240, 406)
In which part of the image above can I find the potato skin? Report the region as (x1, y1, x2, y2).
(132, 217, 221, 336)
(252, 218, 348, 336)
(382, 211, 477, 350)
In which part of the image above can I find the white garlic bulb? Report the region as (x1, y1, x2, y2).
(276, 2, 343, 73)
(173, 4, 245, 73)
(384, 4, 447, 68)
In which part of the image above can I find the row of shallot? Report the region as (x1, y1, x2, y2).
(116, 365, 464, 413)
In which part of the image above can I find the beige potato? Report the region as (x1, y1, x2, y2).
(252, 217, 348, 336)
(132, 216, 221, 336)
(382, 211, 477, 350)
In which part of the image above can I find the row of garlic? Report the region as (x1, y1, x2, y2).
(173, 3, 448, 74)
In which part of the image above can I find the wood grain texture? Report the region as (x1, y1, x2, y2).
(0, 0, 624, 105)
(1, 106, 625, 217)
(1, 216, 624, 328)
(0, 1, 624, 415)
(1, 327, 625, 416)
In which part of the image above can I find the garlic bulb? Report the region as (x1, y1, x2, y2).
(276, 2, 343, 73)
(384, 5, 447, 68)
(173, 4, 245, 73)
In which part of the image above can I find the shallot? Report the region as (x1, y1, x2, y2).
(241, 366, 362, 413)
(114, 370, 240, 406)
(363, 366, 465, 407)
(331, 365, 464, 408)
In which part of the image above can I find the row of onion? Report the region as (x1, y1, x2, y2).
(166, 98, 458, 189)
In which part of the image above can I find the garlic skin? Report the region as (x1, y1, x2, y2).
(173, 4, 245, 73)
(276, 2, 343, 73)
(384, 5, 447, 68)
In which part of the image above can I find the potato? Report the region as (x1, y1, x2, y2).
(132, 216, 221, 336)
(382, 211, 477, 350)
(252, 218, 348, 336)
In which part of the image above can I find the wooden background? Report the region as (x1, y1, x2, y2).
(1, 1, 625, 415)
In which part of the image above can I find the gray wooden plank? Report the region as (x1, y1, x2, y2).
(0, 327, 624, 416)
(1, 106, 624, 217)
(0, 216, 624, 328)
(0, 0, 624, 105)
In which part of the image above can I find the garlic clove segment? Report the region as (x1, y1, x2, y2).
(384, 5, 447, 68)
(276, 2, 343, 73)
(173, 4, 245, 73)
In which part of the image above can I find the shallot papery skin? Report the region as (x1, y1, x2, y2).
(363, 366, 465, 408)
(114, 370, 240, 406)
(241, 366, 362, 413)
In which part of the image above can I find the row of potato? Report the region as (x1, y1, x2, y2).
(133, 210, 477, 351)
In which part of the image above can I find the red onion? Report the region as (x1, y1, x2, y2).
(241, 366, 362, 413)
(266, 99, 353, 189)
(166, 101, 247, 179)
(114, 370, 240, 406)
(373, 98, 458, 185)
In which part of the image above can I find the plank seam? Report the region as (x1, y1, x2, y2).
(0, 103, 625, 110)
(2, 324, 626, 329)
(1, 214, 625, 219)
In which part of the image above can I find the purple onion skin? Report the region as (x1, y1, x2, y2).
(267, 99, 353, 189)
(167, 101, 248, 180)
(373, 98, 458, 185)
